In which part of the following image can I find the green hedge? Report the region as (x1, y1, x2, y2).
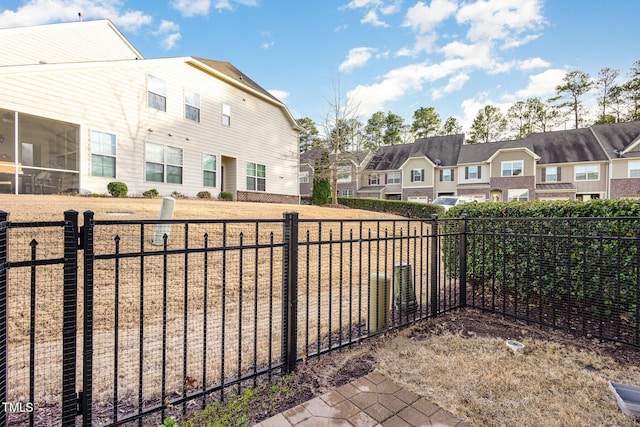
(444, 199, 640, 320)
(336, 197, 444, 218)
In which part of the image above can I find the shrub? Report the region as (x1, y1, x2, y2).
(219, 191, 233, 201)
(171, 190, 186, 199)
(337, 197, 444, 218)
(107, 181, 128, 198)
(197, 191, 212, 200)
(142, 188, 159, 198)
(311, 177, 331, 205)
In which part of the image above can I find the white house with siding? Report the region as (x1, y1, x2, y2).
(0, 19, 300, 202)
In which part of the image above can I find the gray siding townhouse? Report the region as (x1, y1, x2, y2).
(0, 20, 300, 201)
(299, 149, 371, 198)
(592, 121, 640, 199)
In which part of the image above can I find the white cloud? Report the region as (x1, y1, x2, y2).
(171, 0, 211, 16)
(339, 47, 378, 72)
(456, 0, 545, 44)
(518, 57, 550, 71)
(268, 89, 290, 102)
(0, 0, 152, 32)
(261, 41, 275, 49)
(341, 0, 383, 9)
(153, 20, 181, 50)
(432, 73, 469, 100)
(511, 68, 566, 100)
(361, 9, 389, 27)
(403, 0, 457, 34)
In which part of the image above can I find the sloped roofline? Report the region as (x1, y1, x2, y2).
(487, 146, 540, 162)
(188, 58, 300, 132)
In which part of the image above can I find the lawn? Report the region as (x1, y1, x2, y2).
(2, 195, 640, 427)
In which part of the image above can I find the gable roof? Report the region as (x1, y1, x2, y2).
(591, 120, 640, 159)
(0, 19, 142, 66)
(525, 128, 609, 164)
(300, 149, 371, 167)
(366, 134, 464, 171)
(458, 139, 535, 164)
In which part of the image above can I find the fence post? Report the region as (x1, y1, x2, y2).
(282, 212, 298, 373)
(81, 211, 94, 426)
(430, 214, 439, 315)
(0, 211, 8, 427)
(459, 214, 467, 308)
(61, 210, 79, 427)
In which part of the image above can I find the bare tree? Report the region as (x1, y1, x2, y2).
(322, 79, 360, 205)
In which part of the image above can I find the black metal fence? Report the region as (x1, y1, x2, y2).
(0, 211, 638, 426)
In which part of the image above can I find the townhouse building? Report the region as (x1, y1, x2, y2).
(0, 20, 300, 202)
(300, 121, 640, 203)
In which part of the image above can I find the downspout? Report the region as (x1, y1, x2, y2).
(13, 112, 18, 195)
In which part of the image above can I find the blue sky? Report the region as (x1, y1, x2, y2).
(1, 0, 638, 132)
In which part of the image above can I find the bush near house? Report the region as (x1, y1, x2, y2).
(197, 191, 212, 200)
(337, 197, 444, 218)
(142, 188, 159, 198)
(445, 199, 640, 324)
(107, 181, 128, 198)
(219, 191, 233, 201)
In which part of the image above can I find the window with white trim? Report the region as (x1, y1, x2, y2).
(629, 161, 640, 178)
(247, 162, 266, 191)
(508, 189, 528, 202)
(90, 130, 116, 178)
(203, 154, 216, 187)
(222, 103, 231, 126)
(440, 169, 454, 182)
(502, 160, 523, 177)
(369, 174, 380, 185)
(410, 169, 424, 182)
(299, 170, 310, 183)
(387, 171, 401, 184)
(341, 189, 354, 197)
(145, 142, 183, 184)
(542, 167, 560, 182)
(575, 165, 599, 181)
(465, 166, 481, 180)
(148, 75, 166, 111)
(185, 89, 200, 122)
(337, 166, 351, 183)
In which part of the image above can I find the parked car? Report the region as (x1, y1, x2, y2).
(431, 196, 477, 211)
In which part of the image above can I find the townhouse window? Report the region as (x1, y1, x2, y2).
(337, 166, 351, 183)
(575, 165, 599, 181)
(299, 170, 310, 183)
(465, 166, 481, 180)
(387, 172, 401, 184)
(247, 162, 266, 191)
(145, 142, 183, 184)
(148, 74, 167, 111)
(222, 103, 231, 126)
(502, 161, 523, 177)
(440, 169, 454, 182)
(369, 174, 380, 185)
(542, 167, 561, 182)
(629, 161, 640, 178)
(508, 189, 528, 202)
(203, 154, 216, 187)
(410, 169, 424, 182)
(185, 89, 201, 122)
(90, 130, 116, 178)
(341, 189, 354, 197)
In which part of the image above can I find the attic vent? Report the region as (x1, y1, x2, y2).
(434, 158, 442, 165)
(239, 75, 243, 80)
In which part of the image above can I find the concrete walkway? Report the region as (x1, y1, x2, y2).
(254, 372, 472, 427)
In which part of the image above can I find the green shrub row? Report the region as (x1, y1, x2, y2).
(444, 199, 640, 320)
(336, 197, 444, 218)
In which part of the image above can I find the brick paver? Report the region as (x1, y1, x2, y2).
(253, 372, 471, 427)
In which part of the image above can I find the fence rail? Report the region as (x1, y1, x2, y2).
(0, 210, 638, 426)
